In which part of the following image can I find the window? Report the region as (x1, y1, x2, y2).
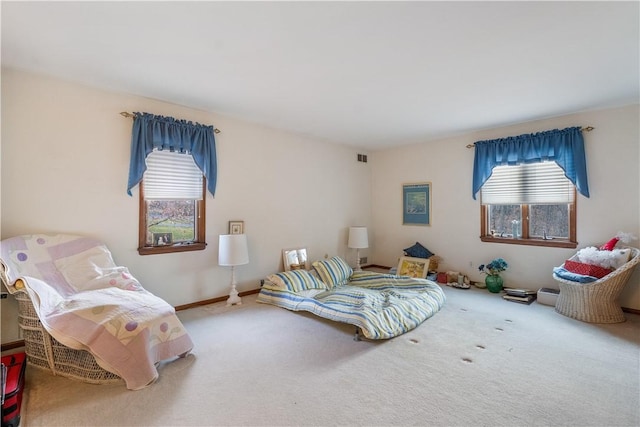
(480, 161, 577, 248)
(138, 150, 206, 255)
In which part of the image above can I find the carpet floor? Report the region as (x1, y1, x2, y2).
(18, 284, 640, 426)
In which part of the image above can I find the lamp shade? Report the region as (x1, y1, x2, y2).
(218, 234, 249, 266)
(348, 227, 369, 249)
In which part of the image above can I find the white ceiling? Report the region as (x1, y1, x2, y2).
(2, 1, 638, 150)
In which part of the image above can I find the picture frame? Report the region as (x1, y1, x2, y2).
(397, 256, 429, 279)
(402, 182, 431, 226)
(282, 247, 309, 271)
(229, 221, 244, 235)
(152, 232, 173, 246)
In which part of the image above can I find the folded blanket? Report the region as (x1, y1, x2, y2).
(1, 234, 194, 390)
(553, 266, 598, 283)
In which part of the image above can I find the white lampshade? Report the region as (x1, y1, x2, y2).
(348, 227, 369, 249)
(218, 234, 249, 266)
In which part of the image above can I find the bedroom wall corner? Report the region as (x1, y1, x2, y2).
(370, 104, 640, 310)
(0, 68, 372, 344)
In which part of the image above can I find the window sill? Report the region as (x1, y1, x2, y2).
(480, 236, 577, 249)
(138, 242, 206, 255)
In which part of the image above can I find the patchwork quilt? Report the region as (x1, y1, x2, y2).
(0, 234, 194, 390)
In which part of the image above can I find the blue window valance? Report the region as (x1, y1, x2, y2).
(472, 126, 589, 200)
(127, 112, 217, 197)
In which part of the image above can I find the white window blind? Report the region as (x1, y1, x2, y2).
(143, 150, 203, 200)
(481, 161, 574, 205)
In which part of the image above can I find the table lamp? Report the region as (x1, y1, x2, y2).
(218, 234, 249, 306)
(348, 226, 368, 271)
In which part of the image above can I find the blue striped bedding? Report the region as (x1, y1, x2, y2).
(257, 271, 445, 339)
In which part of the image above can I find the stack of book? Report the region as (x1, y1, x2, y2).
(503, 288, 537, 305)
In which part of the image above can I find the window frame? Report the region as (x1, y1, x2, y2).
(479, 189, 577, 248)
(137, 179, 207, 255)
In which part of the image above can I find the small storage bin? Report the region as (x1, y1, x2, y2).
(537, 288, 559, 306)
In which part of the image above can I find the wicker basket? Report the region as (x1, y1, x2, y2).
(553, 246, 640, 323)
(15, 291, 122, 384)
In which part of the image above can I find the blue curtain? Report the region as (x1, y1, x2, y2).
(472, 126, 589, 199)
(127, 112, 217, 197)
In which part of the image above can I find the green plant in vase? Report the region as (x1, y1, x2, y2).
(478, 258, 508, 293)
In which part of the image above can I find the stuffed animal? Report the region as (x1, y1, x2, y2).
(576, 232, 637, 270)
(600, 231, 636, 251)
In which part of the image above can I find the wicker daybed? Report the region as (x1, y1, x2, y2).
(1, 234, 195, 389)
(14, 284, 122, 384)
(553, 246, 640, 323)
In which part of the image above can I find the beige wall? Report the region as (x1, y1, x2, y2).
(2, 69, 639, 344)
(371, 104, 640, 309)
(1, 69, 372, 342)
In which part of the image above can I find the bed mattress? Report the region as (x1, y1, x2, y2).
(257, 271, 445, 339)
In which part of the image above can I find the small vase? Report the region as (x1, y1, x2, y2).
(485, 274, 503, 293)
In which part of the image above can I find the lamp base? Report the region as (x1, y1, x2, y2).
(354, 249, 362, 272)
(227, 284, 242, 306)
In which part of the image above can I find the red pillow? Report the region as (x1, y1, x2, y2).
(564, 259, 613, 279)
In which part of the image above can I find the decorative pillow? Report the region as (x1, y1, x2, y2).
(610, 248, 632, 269)
(575, 247, 632, 270)
(266, 270, 327, 293)
(403, 242, 434, 259)
(312, 256, 353, 288)
(564, 259, 612, 279)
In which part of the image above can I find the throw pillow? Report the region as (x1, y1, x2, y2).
(266, 270, 327, 293)
(312, 256, 353, 288)
(403, 242, 434, 259)
(610, 248, 632, 269)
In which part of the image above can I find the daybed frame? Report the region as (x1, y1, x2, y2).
(15, 289, 122, 384)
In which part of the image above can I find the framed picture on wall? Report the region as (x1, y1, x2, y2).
(397, 256, 429, 279)
(229, 221, 244, 235)
(152, 232, 173, 246)
(402, 182, 431, 226)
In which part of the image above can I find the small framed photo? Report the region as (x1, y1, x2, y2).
(403, 182, 431, 226)
(152, 232, 173, 246)
(282, 248, 309, 271)
(397, 256, 429, 279)
(229, 221, 244, 235)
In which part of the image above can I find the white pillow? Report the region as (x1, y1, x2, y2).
(54, 245, 142, 292)
(610, 248, 632, 269)
(576, 247, 631, 270)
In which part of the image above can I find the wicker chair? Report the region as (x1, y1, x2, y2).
(14, 285, 122, 385)
(553, 246, 640, 323)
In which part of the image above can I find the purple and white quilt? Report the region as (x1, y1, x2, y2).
(0, 234, 194, 390)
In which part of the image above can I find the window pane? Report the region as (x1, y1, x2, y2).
(145, 200, 196, 245)
(488, 205, 521, 237)
(529, 204, 569, 239)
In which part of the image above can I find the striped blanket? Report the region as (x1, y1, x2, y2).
(257, 271, 445, 339)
